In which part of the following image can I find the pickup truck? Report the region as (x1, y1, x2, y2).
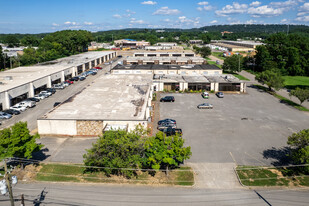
(160, 126, 182, 136)
(15, 100, 36, 108)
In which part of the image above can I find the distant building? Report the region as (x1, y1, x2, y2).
(209, 40, 264, 52)
(221, 31, 233, 36)
(114, 39, 150, 49)
(189, 40, 203, 45)
(156, 30, 165, 33)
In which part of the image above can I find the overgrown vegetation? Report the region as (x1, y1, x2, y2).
(83, 127, 191, 179)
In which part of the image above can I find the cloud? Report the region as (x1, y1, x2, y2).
(250, 1, 261, 7)
(298, 2, 309, 15)
(210, 20, 218, 24)
(153, 7, 181, 15)
(64, 21, 77, 25)
(215, 2, 248, 16)
(52, 23, 59, 26)
(197, 5, 214, 11)
(245, 19, 257, 24)
(126, 9, 136, 14)
(113, 14, 122, 18)
(197, 1, 209, 5)
(162, 18, 171, 22)
(84, 22, 93, 25)
(270, 0, 298, 8)
(295, 15, 309, 22)
(177, 16, 200, 27)
(280, 18, 288, 23)
(141, 1, 157, 5)
(130, 18, 147, 24)
(248, 5, 285, 17)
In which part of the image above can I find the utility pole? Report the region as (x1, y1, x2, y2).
(10, 57, 12, 69)
(238, 54, 240, 72)
(4, 160, 15, 206)
(21, 194, 25, 206)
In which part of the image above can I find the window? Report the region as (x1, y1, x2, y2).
(125, 71, 130, 74)
(169, 71, 175, 74)
(158, 71, 163, 74)
(181, 71, 186, 75)
(203, 71, 208, 75)
(136, 70, 141, 74)
(215, 71, 219, 74)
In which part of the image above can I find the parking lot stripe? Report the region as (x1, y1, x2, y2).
(229, 152, 238, 165)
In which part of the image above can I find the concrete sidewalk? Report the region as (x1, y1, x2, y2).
(239, 70, 309, 109)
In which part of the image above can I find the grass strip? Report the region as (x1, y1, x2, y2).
(35, 163, 194, 186)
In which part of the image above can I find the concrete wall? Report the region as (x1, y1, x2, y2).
(38, 119, 77, 136)
(103, 120, 148, 132)
(112, 69, 222, 75)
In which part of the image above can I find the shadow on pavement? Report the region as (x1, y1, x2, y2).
(262, 146, 292, 166)
(32, 147, 50, 161)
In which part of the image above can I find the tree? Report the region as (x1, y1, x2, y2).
(21, 35, 40, 47)
(222, 54, 244, 73)
(83, 129, 145, 178)
(287, 129, 309, 173)
(0, 122, 42, 159)
(3, 35, 20, 47)
(143, 132, 191, 174)
(289, 87, 309, 105)
(255, 70, 284, 91)
(199, 47, 211, 58)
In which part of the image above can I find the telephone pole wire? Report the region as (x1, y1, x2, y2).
(4, 159, 15, 206)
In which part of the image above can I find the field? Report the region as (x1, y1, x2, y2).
(283, 76, 309, 90)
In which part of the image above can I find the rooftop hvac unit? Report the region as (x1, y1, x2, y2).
(3, 76, 13, 80)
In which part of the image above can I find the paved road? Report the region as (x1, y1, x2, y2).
(0, 58, 121, 132)
(239, 70, 309, 109)
(1, 182, 308, 206)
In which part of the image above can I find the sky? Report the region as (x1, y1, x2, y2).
(0, 0, 308, 34)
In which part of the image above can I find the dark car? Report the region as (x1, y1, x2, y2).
(117, 55, 123, 58)
(161, 127, 183, 136)
(2, 109, 21, 115)
(158, 118, 176, 125)
(70, 77, 79, 81)
(160, 96, 175, 102)
(157, 122, 177, 130)
(46, 88, 56, 94)
(79, 76, 86, 81)
(27, 97, 40, 102)
(53, 102, 61, 107)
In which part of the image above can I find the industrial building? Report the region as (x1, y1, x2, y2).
(210, 40, 264, 52)
(133, 52, 195, 57)
(112, 64, 246, 93)
(0, 51, 116, 110)
(114, 39, 150, 49)
(38, 74, 153, 136)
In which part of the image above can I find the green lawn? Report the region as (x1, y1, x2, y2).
(283, 76, 309, 90)
(223, 71, 250, 81)
(236, 166, 309, 187)
(207, 60, 222, 68)
(211, 52, 226, 60)
(35, 163, 194, 186)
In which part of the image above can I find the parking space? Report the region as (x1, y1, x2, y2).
(160, 88, 309, 166)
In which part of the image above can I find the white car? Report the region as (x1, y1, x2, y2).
(34, 94, 46, 100)
(10, 105, 27, 112)
(54, 83, 64, 89)
(40, 91, 52, 97)
(15, 100, 36, 108)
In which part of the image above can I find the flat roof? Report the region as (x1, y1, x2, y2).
(154, 74, 242, 83)
(113, 64, 222, 71)
(0, 51, 114, 93)
(40, 74, 152, 121)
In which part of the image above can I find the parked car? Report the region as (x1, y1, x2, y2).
(160, 127, 183, 136)
(53, 102, 61, 107)
(2, 109, 21, 115)
(62, 82, 70, 87)
(88, 70, 97, 75)
(0, 112, 12, 119)
(10, 105, 27, 112)
(197, 103, 213, 109)
(79, 76, 86, 81)
(94, 66, 102, 69)
(202, 92, 209, 99)
(65, 80, 74, 84)
(81, 72, 88, 77)
(70, 77, 79, 81)
(46, 88, 56, 94)
(157, 122, 177, 130)
(40, 91, 52, 97)
(54, 84, 64, 90)
(27, 97, 40, 102)
(117, 55, 123, 58)
(160, 96, 175, 102)
(158, 118, 176, 125)
(216, 92, 224, 98)
(34, 94, 46, 100)
(16, 100, 36, 108)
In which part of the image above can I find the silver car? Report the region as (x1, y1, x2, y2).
(197, 103, 213, 109)
(0, 112, 12, 119)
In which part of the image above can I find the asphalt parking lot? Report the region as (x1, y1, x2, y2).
(160, 88, 309, 166)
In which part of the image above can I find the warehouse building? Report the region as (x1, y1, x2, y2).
(123, 56, 205, 65)
(133, 52, 195, 57)
(111, 64, 246, 93)
(114, 39, 150, 49)
(0, 51, 116, 110)
(38, 74, 153, 136)
(210, 40, 264, 52)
